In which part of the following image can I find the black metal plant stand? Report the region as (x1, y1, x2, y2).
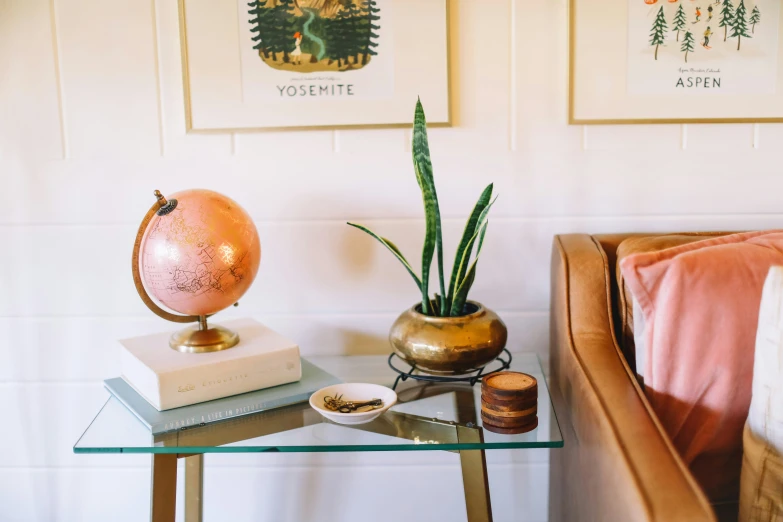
(387, 349, 513, 391)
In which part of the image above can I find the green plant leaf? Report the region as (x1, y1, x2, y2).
(446, 184, 493, 311)
(347, 223, 423, 291)
(450, 220, 489, 316)
(413, 99, 446, 316)
(452, 266, 477, 316)
(473, 194, 497, 252)
(476, 213, 489, 252)
(448, 224, 482, 316)
(447, 195, 497, 313)
(476, 194, 497, 229)
(433, 294, 442, 314)
(413, 159, 439, 315)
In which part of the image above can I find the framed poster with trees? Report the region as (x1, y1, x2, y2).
(570, 0, 783, 123)
(179, 0, 450, 130)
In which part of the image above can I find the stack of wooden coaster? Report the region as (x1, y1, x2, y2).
(480, 371, 538, 434)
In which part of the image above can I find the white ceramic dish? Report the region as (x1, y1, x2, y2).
(309, 383, 397, 425)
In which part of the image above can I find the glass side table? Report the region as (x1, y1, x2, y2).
(74, 354, 562, 522)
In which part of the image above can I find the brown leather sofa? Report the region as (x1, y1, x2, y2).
(548, 233, 740, 522)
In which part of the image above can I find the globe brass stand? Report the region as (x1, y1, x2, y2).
(132, 190, 240, 353)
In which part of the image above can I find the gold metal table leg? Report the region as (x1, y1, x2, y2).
(150, 454, 177, 522)
(457, 424, 493, 522)
(145, 391, 494, 522)
(185, 455, 204, 522)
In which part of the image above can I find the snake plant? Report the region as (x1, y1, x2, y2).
(348, 99, 496, 317)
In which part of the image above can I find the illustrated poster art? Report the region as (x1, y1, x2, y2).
(627, 0, 780, 95)
(238, 0, 394, 102)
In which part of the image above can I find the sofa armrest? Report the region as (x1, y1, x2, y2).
(548, 234, 715, 522)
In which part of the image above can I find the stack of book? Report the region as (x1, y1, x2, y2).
(106, 318, 339, 435)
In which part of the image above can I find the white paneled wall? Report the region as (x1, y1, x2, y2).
(3, 0, 783, 520)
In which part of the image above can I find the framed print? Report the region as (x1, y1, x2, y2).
(179, 0, 450, 130)
(570, 0, 783, 123)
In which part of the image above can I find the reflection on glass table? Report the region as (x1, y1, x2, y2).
(74, 353, 562, 522)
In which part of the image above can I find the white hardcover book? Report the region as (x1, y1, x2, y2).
(119, 318, 301, 411)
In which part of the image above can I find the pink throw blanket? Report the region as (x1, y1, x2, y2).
(621, 231, 783, 502)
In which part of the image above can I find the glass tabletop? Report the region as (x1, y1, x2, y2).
(74, 353, 562, 454)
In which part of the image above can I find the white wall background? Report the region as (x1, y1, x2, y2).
(4, 0, 783, 520)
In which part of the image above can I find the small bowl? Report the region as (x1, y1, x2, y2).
(309, 383, 397, 425)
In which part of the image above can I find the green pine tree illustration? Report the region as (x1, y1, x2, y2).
(673, 4, 687, 41)
(649, 6, 668, 60)
(749, 5, 761, 33)
(260, 0, 297, 63)
(681, 30, 695, 63)
(322, 13, 344, 66)
(341, 3, 364, 66)
(247, 0, 272, 58)
(322, 17, 339, 65)
(730, 0, 752, 50)
(719, 0, 735, 41)
(358, 0, 381, 65)
(324, 7, 358, 68)
(329, 10, 351, 67)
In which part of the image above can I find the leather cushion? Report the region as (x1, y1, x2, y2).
(740, 266, 783, 521)
(740, 425, 783, 522)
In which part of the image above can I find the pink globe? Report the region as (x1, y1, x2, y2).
(139, 189, 261, 316)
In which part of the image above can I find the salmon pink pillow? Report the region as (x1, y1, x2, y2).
(620, 230, 783, 502)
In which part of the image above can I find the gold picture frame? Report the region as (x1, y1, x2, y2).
(177, 0, 452, 132)
(569, 0, 783, 124)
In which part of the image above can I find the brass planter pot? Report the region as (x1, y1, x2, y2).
(389, 301, 508, 375)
